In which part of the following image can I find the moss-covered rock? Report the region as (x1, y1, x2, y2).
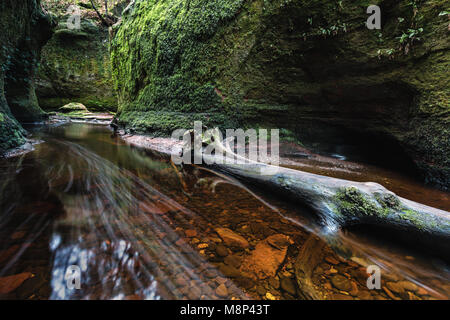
(111, 0, 450, 189)
(36, 11, 116, 113)
(59, 102, 89, 113)
(0, 0, 54, 153)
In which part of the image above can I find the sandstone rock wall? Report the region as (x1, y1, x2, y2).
(36, 2, 117, 112)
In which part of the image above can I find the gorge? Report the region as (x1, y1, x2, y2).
(0, 0, 449, 301)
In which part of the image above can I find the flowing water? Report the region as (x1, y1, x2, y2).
(0, 122, 449, 300)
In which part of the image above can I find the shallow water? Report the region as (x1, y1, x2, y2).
(0, 123, 448, 300)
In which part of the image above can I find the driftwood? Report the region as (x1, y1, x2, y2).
(184, 129, 450, 254)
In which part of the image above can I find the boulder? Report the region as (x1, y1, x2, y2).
(214, 228, 249, 249)
(240, 234, 290, 279)
(59, 102, 89, 113)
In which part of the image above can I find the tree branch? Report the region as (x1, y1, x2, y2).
(89, 0, 111, 26)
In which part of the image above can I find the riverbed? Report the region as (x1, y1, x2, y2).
(0, 123, 448, 300)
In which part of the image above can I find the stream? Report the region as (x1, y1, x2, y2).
(0, 122, 448, 300)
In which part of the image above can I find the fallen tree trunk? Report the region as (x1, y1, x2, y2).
(191, 129, 450, 252)
(121, 130, 450, 253)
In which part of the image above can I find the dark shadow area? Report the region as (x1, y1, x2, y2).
(344, 223, 450, 265)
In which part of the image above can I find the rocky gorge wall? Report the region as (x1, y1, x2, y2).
(0, 0, 54, 153)
(111, 0, 450, 190)
(36, 2, 117, 112)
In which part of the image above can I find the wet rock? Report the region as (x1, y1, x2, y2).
(281, 270, 294, 278)
(215, 244, 228, 257)
(358, 290, 373, 300)
(332, 293, 354, 300)
(349, 281, 359, 296)
(187, 286, 202, 300)
(386, 281, 405, 294)
(0, 272, 34, 294)
(215, 228, 249, 249)
(215, 276, 228, 285)
(283, 293, 296, 300)
(280, 278, 297, 296)
(235, 276, 255, 290)
(417, 287, 428, 296)
(219, 264, 241, 278)
(256, 285, 266, 296)
(267, 234, 291, 250)
(209, 237, 222, 243)
(325, 267, 338, 275)
(397, 281, 418, 292)
(241, 234, 290, 280)
(383, 272, 400, 282)
(269, 277, 280, 290)
(250, 222, 273, 237)
(185, 229, 197, 238)
(215, 284, 228, 298)
(265, 292, 276, 300)
(175, 275, 188, 287)
(382, 286, 400, 300)
(330, 274, 353, 292)
(208, 242, 217, 251)
(224, 255, 241, 269)
(407, 291, 421, 300)
(204, 268, 217, 278)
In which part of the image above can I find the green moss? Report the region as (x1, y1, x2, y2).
(396, 208, 450, 232)
(117, 110, 238, 136)
(37, 17, 116, 113)
(59, 102, 88, 112)
(333, 187, 449, 232)
(0, 0, 53, 152)
(0, 112, 26, 153)
(38, 96, 117, 112)
(398, 209, 427, 230)
(111, 0, 246, 130)
(374, 192, 402, 211)
(334, 187, 389, 218)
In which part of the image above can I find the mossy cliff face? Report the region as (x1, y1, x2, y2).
(111, 0, 450, 189)
(36, 7, 116, 112)
(0, 0, 54, 153)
